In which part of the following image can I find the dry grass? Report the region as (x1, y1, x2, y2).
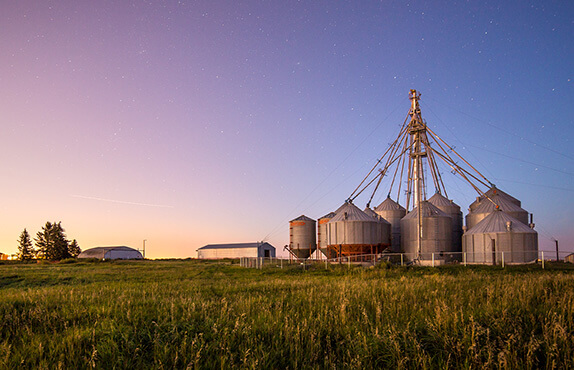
(0, 260, 572, 368)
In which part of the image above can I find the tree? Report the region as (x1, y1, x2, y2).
(68, 239, 81, 258)
(17, 228, 34, 260)
(35, 222, 81, 260)
(35, 222, 54, 260)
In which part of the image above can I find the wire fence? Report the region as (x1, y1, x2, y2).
(240, 250, 572, 269)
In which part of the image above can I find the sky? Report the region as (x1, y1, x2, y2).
(1, 0, 573, 259)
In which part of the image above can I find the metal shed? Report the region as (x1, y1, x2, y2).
(197, 242, 276, 259)
(78, 246, 143, 260)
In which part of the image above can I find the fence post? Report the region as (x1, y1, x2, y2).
(542, 251, 545, 269)
(501, 252, 504, 268)
(401, 253, 404, 266)
(463, 252, 466, 267)
(432, 253, 435, 267)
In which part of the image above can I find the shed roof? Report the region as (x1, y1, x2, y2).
(198, 242, 275, 251)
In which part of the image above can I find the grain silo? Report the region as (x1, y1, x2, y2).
(463, 210, 538, 264)
(317, 212, 337, 259)
(466, 193, 529, 230)
(401, 201, 453, 261)
(428, 192, 463, 252)
(289, 215, 317, 259)
(365, 206, 392, 248)
(326, 202, 388, 258)
(375, 196, 406, 252)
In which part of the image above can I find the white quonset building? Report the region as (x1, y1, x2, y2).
(78, 246, 143, 260)
(197, 242, 276, 259)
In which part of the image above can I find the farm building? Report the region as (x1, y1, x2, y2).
(78, 246, 143, 260)
(565, 253, 574, 263)
(197, 242, 276, 259)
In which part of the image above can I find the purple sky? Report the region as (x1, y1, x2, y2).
(1, 1, 573, 258)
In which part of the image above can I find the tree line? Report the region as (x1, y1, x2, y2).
(17, 222, 81, 261)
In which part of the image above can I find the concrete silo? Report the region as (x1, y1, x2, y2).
(375, 197, 406, 252)
(326, 202, 388, 258)
(463, 210, 538, 264)
(428, 193, 463, 252)
(400, 201, 453, 261)
(289, 215, 316, 259)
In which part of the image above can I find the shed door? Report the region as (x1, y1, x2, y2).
(264, 249, 270, 258)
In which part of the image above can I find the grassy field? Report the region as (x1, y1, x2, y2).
(0, 260, 573, 369)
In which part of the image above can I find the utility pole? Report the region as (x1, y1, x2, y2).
(554, 239, 559, 261)
(143, 239, 146, 259)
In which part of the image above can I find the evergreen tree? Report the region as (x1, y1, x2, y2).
(34, 221, 78, 260)
(68, 239, 81, 258)
(35, 222, 54, 260)
(17, 228, 34, 260)
(52, 222, 71, 260)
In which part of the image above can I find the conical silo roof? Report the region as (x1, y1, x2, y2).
(329, 202, 374, 222)
(471, 194, 526, 215)
(465, 210, 535, 235)
(470, 187, 521, 210)
(402, 201, 451, 220)
(319, 212, 336, 220)
(375, 197, 406, 212)
(428, 193, 460, 211)
(364, 206, 391, 224)
(290, 215, 315, 222)
(364, 206, 379, 219)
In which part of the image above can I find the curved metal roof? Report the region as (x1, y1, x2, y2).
(78, 246, 143, 259)
(465, 210, 535, 234)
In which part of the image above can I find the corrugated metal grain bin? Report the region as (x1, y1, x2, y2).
(400, 201, 453, 260)
(466, 193, 529, 230)
(365, 206, 392, 248)
(375, 196, 406, 252)
(318, 212, 337, 258)
(326, 202, 388, 257)
(289, 215, 317, 259)
(462, 210, 538, 264)
(428, 193, 463, 252)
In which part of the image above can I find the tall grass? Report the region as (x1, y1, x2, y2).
(0, 260, 572, 368)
